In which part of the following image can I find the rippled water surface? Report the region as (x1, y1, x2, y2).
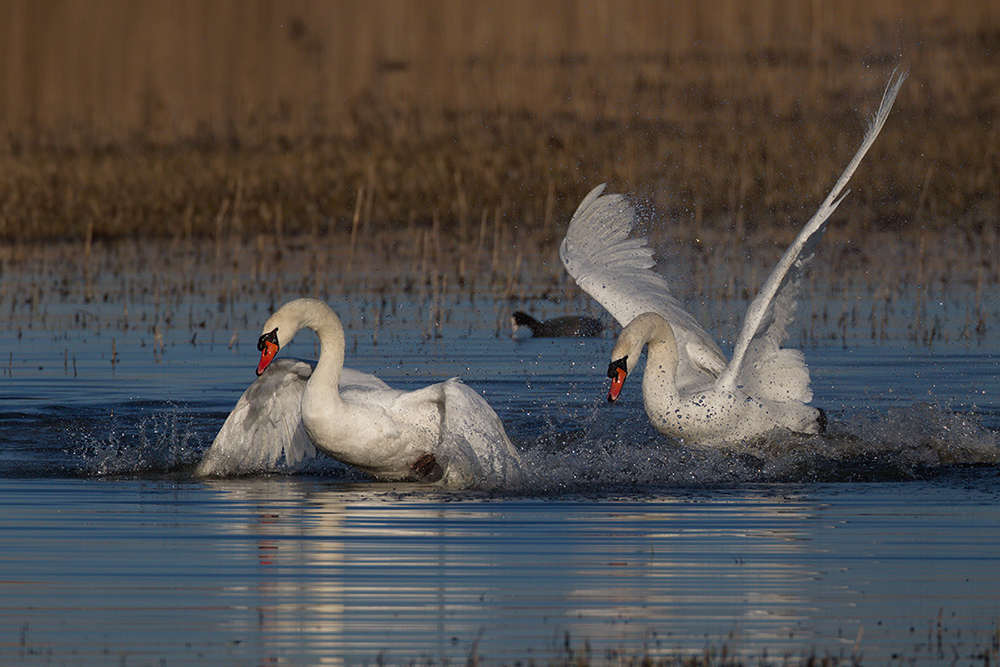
(2, 266, 999, 665)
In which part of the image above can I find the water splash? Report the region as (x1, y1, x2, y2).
(38, 397, 1000, 492)
(516, 402, 999, 493)
(76, 406, 207, 476)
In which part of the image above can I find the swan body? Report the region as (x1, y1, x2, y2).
(610, 312, 823, 443)
(560, 70, 906, 446)
(510, 311, 603, 338)
(196, 298, 526, 488)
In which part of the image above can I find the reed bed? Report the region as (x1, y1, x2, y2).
(2, 217, 996, 353)
(0, 3, 996, 352)
(0, 75, 993, 243)
(0, 1, 997, 246)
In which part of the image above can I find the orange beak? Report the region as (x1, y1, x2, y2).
(256, 340, 279, 376)
(256, 327, 280, 376)
(607, 357, 628, 403)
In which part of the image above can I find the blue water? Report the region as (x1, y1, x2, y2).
(1, 252, 999, 665)
(4, 476, 1000, 666)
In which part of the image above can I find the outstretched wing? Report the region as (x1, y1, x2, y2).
(438, 378, 527, 490)
(559, 184, 726, 387)
(560, 185, 690, 328)
(717, 69, 907, 397)
(195, 358, 317, 476)
(195, 362, 393, 476)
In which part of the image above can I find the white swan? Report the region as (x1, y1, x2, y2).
(195, 298, 526, 488)
(560, 70, 906, 446)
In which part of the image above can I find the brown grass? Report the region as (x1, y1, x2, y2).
(0, 1, 997, 244)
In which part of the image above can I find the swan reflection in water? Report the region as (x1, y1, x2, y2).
(201, 480, 846, 663)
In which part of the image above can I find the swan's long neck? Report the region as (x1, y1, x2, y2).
(618, 312, 681, 399)
(311, 321, 345, 400)
(266, 298, 346, 402)
(300, 303, 346, 402)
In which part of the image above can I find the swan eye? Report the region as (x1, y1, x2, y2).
(257, 328, 279, 351)
(607, 356, 628, 378)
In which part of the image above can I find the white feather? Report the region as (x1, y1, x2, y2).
(196, 299, 526, 489)
(560, 186, 727, 391)
(561, 69, 907, 445)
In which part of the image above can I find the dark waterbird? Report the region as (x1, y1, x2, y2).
(510, 311, 603, 338)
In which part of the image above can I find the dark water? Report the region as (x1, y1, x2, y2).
(2, 284, 999, 665)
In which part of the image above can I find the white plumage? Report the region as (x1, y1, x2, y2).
(196, 298, 526, 489)
(560, 70, 907, 446)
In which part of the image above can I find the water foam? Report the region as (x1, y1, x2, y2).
(516, 402, 1000, 493)
(77, 406, 207, 476)
(66, 399, 999, 492)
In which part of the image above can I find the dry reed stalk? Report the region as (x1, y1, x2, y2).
(231, 174, 244, 237)
(182, 203, 194, 242)
(362, 162, 375, 237)
(83, 219, 94, 303)
(501, 251, 523, 302)
(542, 179, 555, 233)
(273, 201, 284, 259)
(914, 164, 935, 227)
(491, 204, 502, 278)
(431, 209, 443, 271)
(418, 229, 430, 290)
(454, 171, 468, 242)
(474, 208, 488, 275)
(347, 184, 364, 272)
(213, 197, 229, 268)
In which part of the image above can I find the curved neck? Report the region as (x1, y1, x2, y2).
(268, 298, 346, 401)
(622, 313, 680, 398)
(311, 331, 342, 394)
(643, 333, 680, 398)
(302, 306, 346, 401)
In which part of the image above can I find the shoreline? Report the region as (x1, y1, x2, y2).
(2, 228, 996, 349)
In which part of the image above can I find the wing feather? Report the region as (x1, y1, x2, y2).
(195, 359, 315, 475)
(560, 184, 726, 388)
(717, 69, 907, 394)
(195, 361, 393, 476)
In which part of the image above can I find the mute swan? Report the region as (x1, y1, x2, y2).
(195, 298, 526, 488)
(560, 70, 906, 446)
(511, 311, 603, 338)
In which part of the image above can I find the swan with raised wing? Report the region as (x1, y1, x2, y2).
(195, 298, 525, 488)
(559, 71, 906, 446)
